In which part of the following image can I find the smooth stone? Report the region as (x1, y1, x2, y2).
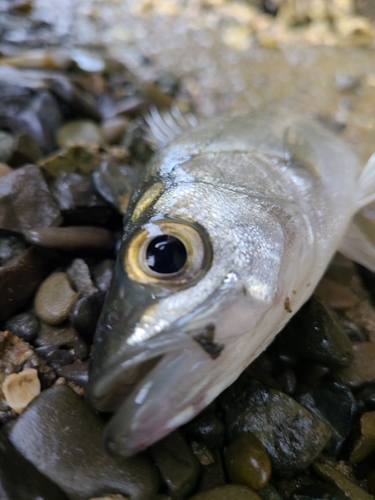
(221, 379, 331, 477)
(101, 116, 130, 144)
(34, 322, 89, 360)
(71, 51, 105, 73)
(49, 172, 112, 226)
(149, 430, 200, 498)
(38, 144, 101, 178)
(34, 272, 78, 325)
(2, 368, 40, 414)
(313, 461, 373, 500)
(9, 385, 159, 500)
(257, 484, 283, 500)
(293, 483, 348, 499)
(24, 226, 113, 251)
(184, 413, 225, 449)
(0, 431, 69, 500)
(4, 312, 39, 342)
(0, 247, 56, 323)
(56, 120, 104, 149)
(296, 382, 356, 456)
(0, 164, 62, 232)
(0, 131, 13, 163)
(333, 342, 375, 389)
(0, 232, 25, 267)
(225, 432, 272, 490)
(92, 259, 115, 292)
(189, 484, 261, 500)
(67, 258, 98, 298)
(70, 291, 106, 342)
(56, 361, 89, 387)
(315, 278, 357, 310)
(350, 411, 375, 463)
(276, 296, 354, 368)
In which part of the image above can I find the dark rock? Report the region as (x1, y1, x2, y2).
(0, 164, 62, 232)
(35, 346, 75, 370)
(56, 361, 89, 387)
(66, 258, 98, 297)
(276, 296, 354, 368)
(34, 322, 89, 360)
(0, 431, 69, 500)
(92, 259, 115, 292)
(49, 171, 112, 226)
(149, 430, 200, 498)
(70, 291, 106, 342)
(0, 131, 13, 164)
(333, 342, 375, 389)
(189, 485, 262, 500)
(196, 448, 225, 492)
(27, 90, 63, 153)
(276, 369, 297, 396)
(296, 382, 356, 456)
(257, 484, 283, 500)
(293, 483, 348, 499)
(0, 231, 25, 267)
(184, 413, 225, 450)
(9, 385, 159, 500)
(49, 77, 101, 121)
(225, 432, 272, 490)
(0, 247, 56, 323)
(4, 312, 39, 342)
(34, 272, 78, 325)
(221, 379, 331, 477)
(355, 383, 375, 412)
(24, 226, 113, 252)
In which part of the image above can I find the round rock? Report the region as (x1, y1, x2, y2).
(225, 432, 272, 490)
(4, 312, 39, 342)
(35, 272, 78, 325)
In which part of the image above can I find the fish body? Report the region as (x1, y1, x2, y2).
(87, 109, 375, 457)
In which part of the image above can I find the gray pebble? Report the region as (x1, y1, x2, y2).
(9, 385, 159, 500)
(92, 259, 115, 292)
(4, 312, 39, 342)
(0, 232, 25, 267)
(56, 361, 89, 387)
(70, 291, 105, 343)
(66, 258, 98, 298)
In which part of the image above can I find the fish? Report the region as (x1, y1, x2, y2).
(87, 108, 375, 457)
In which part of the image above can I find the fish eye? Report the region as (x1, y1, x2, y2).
(123, 220, 211, 287)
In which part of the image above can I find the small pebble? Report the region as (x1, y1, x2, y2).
(56, 120, 104, 149)
(70, 291, 105, 342)
(184, 413, 225, 449)
(333, 342, 375, 389)
(225, 432, 272, 490)
(350, 411, 375, 463)
(34, 272, 78, 325)
(67, 258, 98, 298)
(2, 368, 41, 414)
(315, 278, 357, 310)
(0, 232, 25, 267)
(56, 361, 89, 388)
(92, 259, 115, 292)
(4, 312, 39, 342)
(189, 484, 262, 500)
(24, 226, 113, 251)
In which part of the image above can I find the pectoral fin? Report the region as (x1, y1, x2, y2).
(339, 212, 375, 272)
(356, 154, 375, 209)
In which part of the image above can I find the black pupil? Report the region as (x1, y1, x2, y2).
(146, 235, 187, 274)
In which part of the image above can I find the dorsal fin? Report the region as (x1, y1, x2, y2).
(143, 105, 199, 148)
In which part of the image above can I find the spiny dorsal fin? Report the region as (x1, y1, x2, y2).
(143, 105, 199, 148)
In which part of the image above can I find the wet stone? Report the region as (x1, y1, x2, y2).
(0, 164, 62, 232)
(35, 346, 75, 370)
(70, 291, 106, 342)
(189, 484, 262, 500)
(296, 382, 356, 456)
(292, 483, 348, 499)
(196, 447, 226, 492)
(4, 312, 39, 342)
(9, 385, 159, 500)
(333, 342, 375, 389)
(276, 369, 297, 396)
(92, 259, 115, 292)
(312, 461, 374, 500)
(0, 232, 25, 267)
(0, 431, 69, 500)
(224, 432, 272, 490)
(34, 272, 78, 325)
(56, 120, 104, 149)
(0, 131, 13, 163)
(24, 226, 113, 252)
(276, 296, 354, 369)
(67, 258, 98, 298)
(349, 411, 375, 463)
(257, 484, 283, 500)
(184, 413, 225, 449)
(49, 171, 112, 226)
(149, 430, 200, 498)
(221, 379, 331, 477)
(0, 247, 56, 323)
(56, 361, 89, 388)
(34, 322, 89, 360)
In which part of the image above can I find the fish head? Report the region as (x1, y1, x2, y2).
(87, 152, 288, 457)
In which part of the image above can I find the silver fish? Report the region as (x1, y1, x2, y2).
(87, 108, 375, 457)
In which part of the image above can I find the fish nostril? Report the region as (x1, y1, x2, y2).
(145, 235, 187, 274)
